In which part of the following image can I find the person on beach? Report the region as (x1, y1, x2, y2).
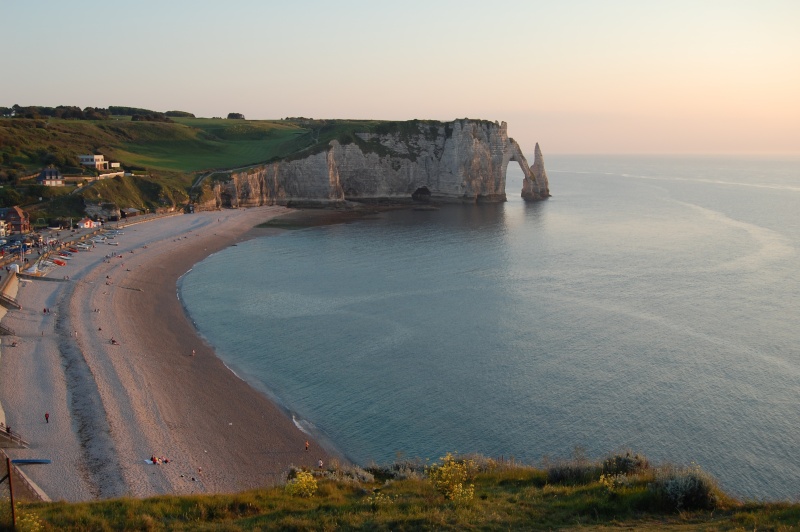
(191, 349, 195, 356)
(45, 412, 49, 423)
(318, 459, 323, 469)
(305, 440, 309, 452)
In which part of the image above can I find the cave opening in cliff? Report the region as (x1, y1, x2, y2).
(412, 186, 431, 202)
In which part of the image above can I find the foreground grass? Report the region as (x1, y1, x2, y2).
(9, 456, 800, 531)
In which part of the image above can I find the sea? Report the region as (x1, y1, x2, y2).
(179, 155, 800, 501)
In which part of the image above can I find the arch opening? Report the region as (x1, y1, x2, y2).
(412, 186, 432, 202)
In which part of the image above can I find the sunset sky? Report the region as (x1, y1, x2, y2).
(2, 0, 798, 154)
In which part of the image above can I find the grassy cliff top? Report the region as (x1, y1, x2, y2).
(0, 116, 496, 220)
(10, 453, 800, 530)
(0, 116, 486, 178)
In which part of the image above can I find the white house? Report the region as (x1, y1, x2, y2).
(79, 154, 121, 170)
(79, 155, 109, 169)
(77, 218, 101, 229)
(37, 168, 64, 187)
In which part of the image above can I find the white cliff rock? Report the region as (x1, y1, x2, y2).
(210, 119, 549, 208)
(521, 142, 550, 200)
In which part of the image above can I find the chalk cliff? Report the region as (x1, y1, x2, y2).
(208, 119, 549, 208)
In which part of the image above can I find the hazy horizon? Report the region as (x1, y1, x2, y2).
(2, 0, 798, 155)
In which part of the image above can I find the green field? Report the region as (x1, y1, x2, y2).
(0, 117, 314, 177)
(111, 118, 314, 173)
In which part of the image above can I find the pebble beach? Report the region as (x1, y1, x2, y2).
(0, 206, 331, 501)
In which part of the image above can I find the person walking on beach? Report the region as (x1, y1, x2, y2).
(318, 459, 323, 469)
(305, 440, 309, 452)
(45, 412, 49, 423)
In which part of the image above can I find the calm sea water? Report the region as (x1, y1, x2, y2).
(179, 155, 800, 500)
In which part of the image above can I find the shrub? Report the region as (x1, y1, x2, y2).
(367, 458, 427, 481)
(285, 470, 318, 498)
(365, 490, 396, 510)
(427, 453, 475, 503)
(315, 461, 374, 485)
(599, 473, 632, 493)
(650, 464, 719, 511)
(602, 452, 650, 476)
(546, 461, 601, 485)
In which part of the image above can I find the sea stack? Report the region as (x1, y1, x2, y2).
(521, 142, 551, 201)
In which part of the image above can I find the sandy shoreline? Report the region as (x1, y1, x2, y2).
(0, 207, 333, 501)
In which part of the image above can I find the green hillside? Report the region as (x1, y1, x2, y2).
(0, 113, 474, 223)
(0, 115, 318, 222)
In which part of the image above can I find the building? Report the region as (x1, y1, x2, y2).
(78, 154, 120, 170)
(1, 206, 30, 234)
(37, 167, 65, 187)
(77, 218, 101, 229)
(79, 154, 108, 169)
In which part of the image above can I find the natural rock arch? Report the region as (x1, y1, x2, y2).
(502, 139, 550, 201)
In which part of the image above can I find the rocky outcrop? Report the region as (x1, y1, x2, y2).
(84, 201, 120, 220)
(521, 143, 550, 200)
(210, 120, 549, 208)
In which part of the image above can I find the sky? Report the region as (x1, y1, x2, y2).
(2, 0, 799, 154)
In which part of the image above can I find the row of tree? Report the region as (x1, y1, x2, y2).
(1, 105, 109, 120)
(0, 105, 195, 120)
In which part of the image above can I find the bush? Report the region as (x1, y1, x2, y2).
(365, 490, 396, 511)
(546, 461, 601, 485)
(599, 472, 632, 493)
(285, 470, 318, 498)
(427, 453, 475, 503)
(650, 464, 719, 511)
(602, 452, 649, 476)
(367, 458, 427, 481)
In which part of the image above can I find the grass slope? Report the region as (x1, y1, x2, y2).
(8, 455, 800, 531)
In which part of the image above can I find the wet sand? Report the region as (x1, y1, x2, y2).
(0, 207, 332, 501)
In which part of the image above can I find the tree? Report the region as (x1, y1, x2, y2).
(165, 110, 195, 118)
(227, 112, 245, 119)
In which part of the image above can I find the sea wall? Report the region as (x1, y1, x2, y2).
(207, 120, 550, 208)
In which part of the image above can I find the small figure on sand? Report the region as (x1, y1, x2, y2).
(305, 440, 309, 452)
(45, 412, 49, 423)
(318, 459, 323, 469)
(111, 338, 119, 345)
(191, 349, 195, 357)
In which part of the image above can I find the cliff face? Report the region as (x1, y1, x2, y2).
(210, 120, 549, 208)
